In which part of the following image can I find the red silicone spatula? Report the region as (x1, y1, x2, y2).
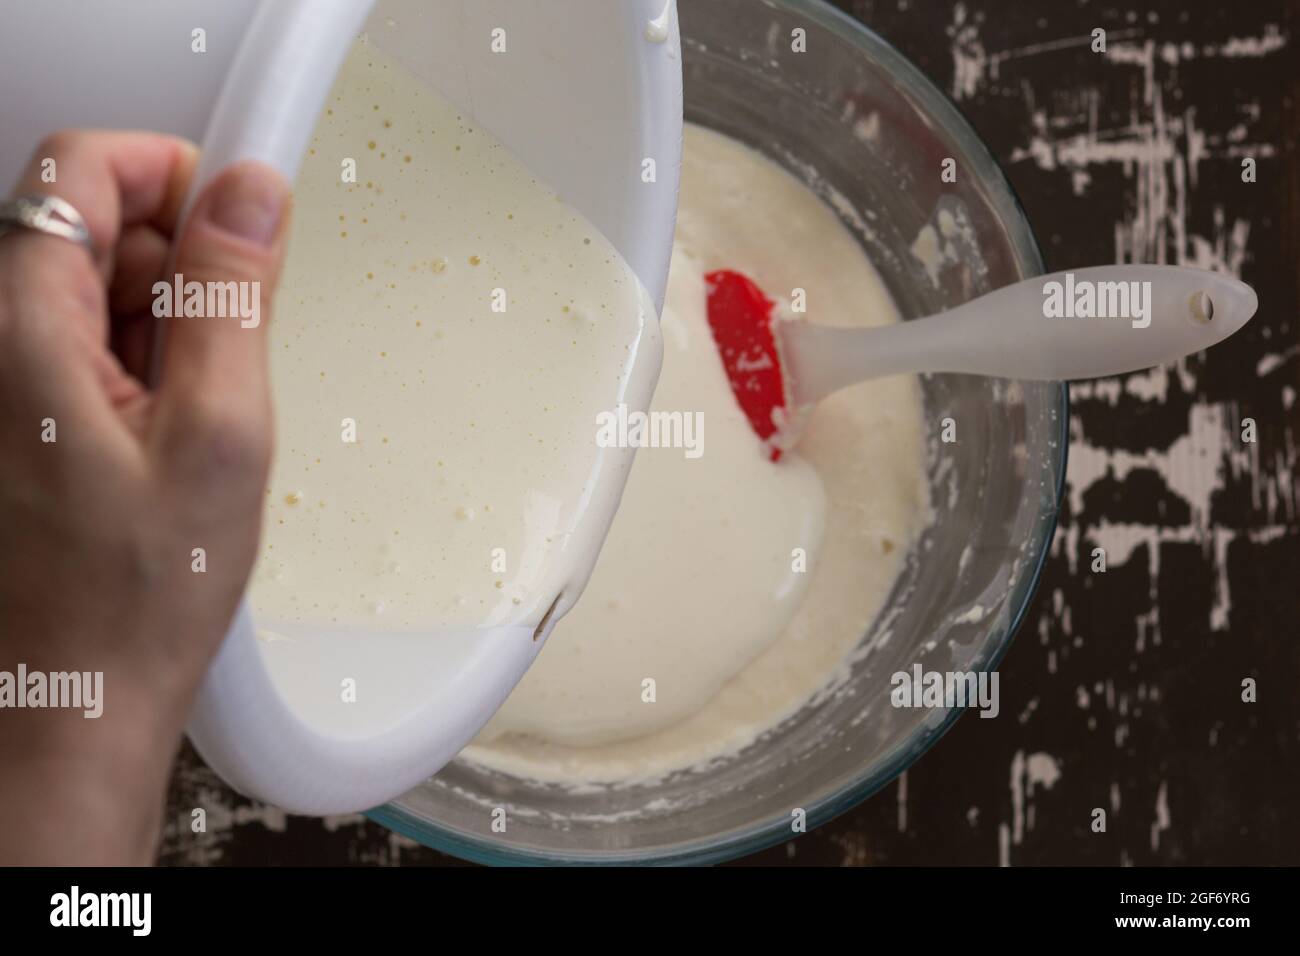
(703, 269, 790, 461)
(705, 265, 1258, 463)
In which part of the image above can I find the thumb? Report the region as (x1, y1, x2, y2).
(152, 161, 291, 478)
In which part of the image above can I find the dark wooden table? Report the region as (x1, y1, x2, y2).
(160, 0, 1299, 866)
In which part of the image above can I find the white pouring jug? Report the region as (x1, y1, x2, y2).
(0, 0, 682, 814)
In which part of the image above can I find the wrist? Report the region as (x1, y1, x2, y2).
(0, 676, 182, 864)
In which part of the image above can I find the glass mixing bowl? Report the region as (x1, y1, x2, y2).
(369, 0, 1067, 864)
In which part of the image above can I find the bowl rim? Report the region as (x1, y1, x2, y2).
(368, 0, 1070, 866)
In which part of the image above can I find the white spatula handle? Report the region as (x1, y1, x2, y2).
(786, 266, 1257, 403)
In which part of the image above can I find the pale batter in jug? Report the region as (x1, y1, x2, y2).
(251, 41, 659, 633)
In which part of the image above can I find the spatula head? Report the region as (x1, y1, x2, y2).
(704, 268, 789, 462)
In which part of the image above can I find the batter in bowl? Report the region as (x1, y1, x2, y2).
(466, 125, 930, 783)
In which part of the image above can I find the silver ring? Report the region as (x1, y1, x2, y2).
(0, 194, 96, 258)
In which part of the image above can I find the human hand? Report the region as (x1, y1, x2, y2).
(0, 131, 291, 863)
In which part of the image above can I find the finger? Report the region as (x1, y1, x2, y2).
(8, 130, 197, 267)
(110, 310, 155, 388)
(107, 223, 169, 383)
(109, 223, 171, 317)
(151, 161, 291, 484)
(0, 133, 197, 475)
(2, 131, 197, 345)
